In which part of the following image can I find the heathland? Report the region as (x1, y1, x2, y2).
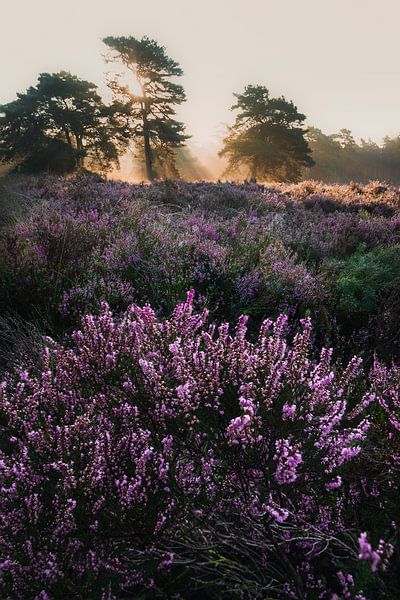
(1, 174, 400, 598)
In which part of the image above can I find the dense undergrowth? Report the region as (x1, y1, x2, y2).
(1, 175, 400, 363)
(1, 175, 400, 598)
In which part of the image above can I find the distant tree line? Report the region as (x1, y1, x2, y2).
(304, 127, 400, 184)
(1, 35, 400, 183)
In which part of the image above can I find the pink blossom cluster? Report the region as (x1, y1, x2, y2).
(1, 291, 399, 598)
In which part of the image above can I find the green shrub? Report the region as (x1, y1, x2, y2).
(336, 245, 400, 315)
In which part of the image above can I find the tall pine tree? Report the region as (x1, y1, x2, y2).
(103, 36, 189, 180)
(220, 85, 314, 182)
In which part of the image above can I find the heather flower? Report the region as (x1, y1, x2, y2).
(273, 438, 302, 485)
(1, 173, 400, 597)
(1, 294, 398, 597)
(358, 532, 381, 572)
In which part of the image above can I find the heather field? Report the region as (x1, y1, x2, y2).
(1, 175, 400, 598)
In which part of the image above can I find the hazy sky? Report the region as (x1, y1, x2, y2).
(2, 0, 400, 152)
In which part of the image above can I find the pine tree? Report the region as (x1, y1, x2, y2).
(103, 36, 189, 180)
(0, 72, 130, 173)
(220, 85, 314, 182)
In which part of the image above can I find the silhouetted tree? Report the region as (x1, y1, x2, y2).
(0, 72, 131, 173)
(103, 36, 189, 180)
(220, 85, 314, 182)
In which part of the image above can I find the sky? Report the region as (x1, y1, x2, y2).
(1, 0, 400, 156)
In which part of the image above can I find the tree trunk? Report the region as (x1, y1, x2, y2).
(75, 135, 84, 169)
(250, 161, 258, 181)
(141, 98, 155, 181)
(64, 129, 72, 147)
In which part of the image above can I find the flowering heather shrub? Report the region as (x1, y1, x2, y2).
(1, 175, 400, 360)
(284, 210, 400, 263)
(1, 292, 399, 598)
(277, 179, 400, 210)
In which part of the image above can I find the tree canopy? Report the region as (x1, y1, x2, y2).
(103, 36, 189, 180)
(0, 71, 131, 174)
(219, 85, 314, 182)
